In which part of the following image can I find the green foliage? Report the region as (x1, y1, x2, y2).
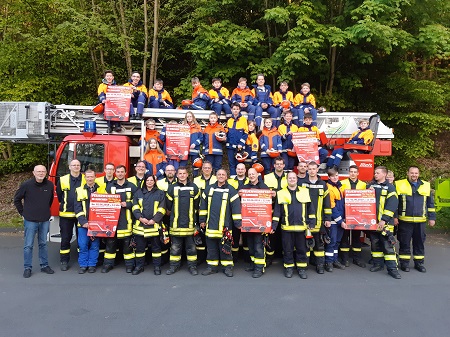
(0, 143, 48, 176)
(0, 0, 449, 177)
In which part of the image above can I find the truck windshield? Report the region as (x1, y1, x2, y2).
(55, 142, 105, 179)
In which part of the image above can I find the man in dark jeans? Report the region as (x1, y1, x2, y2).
(14, 165, 55, 278)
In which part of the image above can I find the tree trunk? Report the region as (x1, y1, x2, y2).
(117, 0, 132, 75)
(142, 0, 148, 85)
(149, 0, 160, 87)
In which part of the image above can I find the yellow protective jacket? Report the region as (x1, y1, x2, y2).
(74, 183, 101, 226)
(166, 182, 200, 236)
(273, 91, 294, 106)
(57, 174, 86, 218)
(341, 179, 367, 193)
(199, 182, 241, 238)
(273, 186, 316, 231)
(298, 177, 332, 231)
(294, 92, 316, 108)
(367, 180, 398, 229)
(95, 176, 115, 194)
(264, 172, 288, 191)
(395, 179, 436, 222)
(106, 180, 138, 238)
(132, 187, 166, 237)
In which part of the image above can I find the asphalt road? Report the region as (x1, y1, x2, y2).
(1, 233, 449, 337)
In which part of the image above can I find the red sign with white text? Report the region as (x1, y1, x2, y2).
(166, 124, 191, 161)
(240, 189, 273, 233)
(344, 189, 377, 230)
(292, 132, 319, 163)
(87, 193, 121, 237)
(104, 86, 132, 122)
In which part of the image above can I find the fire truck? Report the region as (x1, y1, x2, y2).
(0, 101, 394, 241)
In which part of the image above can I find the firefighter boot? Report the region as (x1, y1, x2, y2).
(284, 267, 294, 278)
(340, 251, 350, 267)
(324, 262, 333, 272)
(223, 267, 233, 277)
(166, 265, 180, 275)
(370, 264, 384, 272)
(333, 261, 345, 270)
(400, 261, 410, 272)
(298, 269, 307, 279)
(316, 264, 325, 274)
(388, 269, 402, 279)
(188, 266, 198, 276)
(202, 267, 219, 276)
(414, 261, 426, 273)
(353, 259, 366, 268)
(252, 266, 263, 278)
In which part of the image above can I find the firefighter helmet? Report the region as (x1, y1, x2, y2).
(287, 149, 297, 157)
(252, 161, 264, 173)
(235, 151, 249, 163)
(193, 157, 203, 168)
(92, 103, 104, 114)
(281, 100, 290, 109)
(181, 99, 193, 107)
(267, 149, 280, 158)
(215, 131, 227, 142)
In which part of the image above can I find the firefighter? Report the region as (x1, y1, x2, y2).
(56, 159, 86, 271)
(193, 161, 217, 263)
(296, 161, 309, 185)
(273, 171, 316, 278)
(199, 169, 242, 277)
(395, 166, 436, 273)
(325, 168, 346, 272)
(165, 167, 200, 275)
(74, 169, 101, 274)
(102, 165, 138, 273)
(95, 162, 115, 193)
(156, 165, 177, 265)
(239, 168, 273, 278)
(132, 174, 166, 275)
(367, 166, 401, 279)
(94, 162, 115, 265)
(298, 161, 332, 274)
(228, 163, 249, 260)
(128, 160, 147, 189)
(339, 165, 367, 268)
(264, 156, 288, 265)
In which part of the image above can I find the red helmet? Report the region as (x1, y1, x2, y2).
(267, 149, 280, 158)
(215, 131, 227, 142)
(287, 149, 297, 157)
(92, 103, 104, 114)
(235, 151, 249, 163)
(181, 99, 193, 107)
(193, 157, 203, 168)
(252, 161, 264, 173)
(281, 100, 290, 109)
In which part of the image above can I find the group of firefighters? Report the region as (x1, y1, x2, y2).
(50, 151, 435, 280)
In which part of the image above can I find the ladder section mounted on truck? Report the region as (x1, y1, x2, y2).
(0, 101, 394, 142)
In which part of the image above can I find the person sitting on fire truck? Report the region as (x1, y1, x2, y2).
(181, 111, 203, 177)
(148, 79, 174, 109)
(123, 71, 148, 120)
(97, 69, 120, 133)
(326, 119, 374, 170)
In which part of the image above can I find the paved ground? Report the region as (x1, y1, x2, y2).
(1, 233, 449, 337)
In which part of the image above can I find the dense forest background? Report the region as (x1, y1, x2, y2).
(0, 0, 449, 178)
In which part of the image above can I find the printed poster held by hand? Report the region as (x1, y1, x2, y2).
(166, 123, 191, 161)
(292, 132, 320, 164)
(240, 189, 273, 233)
(104, 86, 132, 122)
(344, 189, 377, 230)
(87, 193, 121, 237)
